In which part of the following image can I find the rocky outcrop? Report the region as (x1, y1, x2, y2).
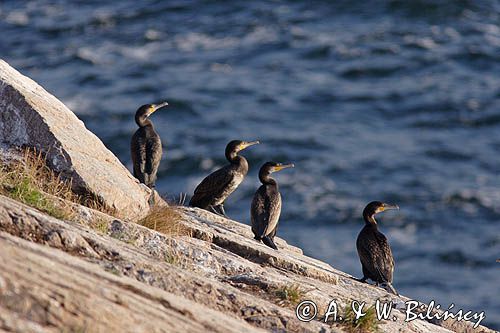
(0, 196, 494, 333)
(0, 60, 495, 333)
(0, 232, 266, 333)
(0, 59, 152, 220)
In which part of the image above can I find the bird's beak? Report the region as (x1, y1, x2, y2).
(150, 101, 169, 114)
(239, 140, 260, 151)
(273, 163, 295, 172)
(381, 203, 399, 212)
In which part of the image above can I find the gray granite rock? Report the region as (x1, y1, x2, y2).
(1, 196, 493, 333)
(0, 59, 152, 220)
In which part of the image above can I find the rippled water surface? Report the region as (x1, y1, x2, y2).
(1, 0, 499, 328)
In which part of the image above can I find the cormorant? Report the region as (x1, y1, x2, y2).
(189, 140, 260, 216)
(251, 161, 294, 250)
(130, 102, 168, 188)
(356, 201, 399, 295)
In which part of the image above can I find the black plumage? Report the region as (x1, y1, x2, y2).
(189, 140, 259, 216)
(130, 102, 168, 188)
(356, 201, 399, 295)
(251, 162, 294, 250)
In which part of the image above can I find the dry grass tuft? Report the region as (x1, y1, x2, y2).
(342, 304, 379, 333)
(0, 149, 77, 220)
(274, 284, 305, 306)
(137, 206, 191, 237)
(0, 148, 115, 219)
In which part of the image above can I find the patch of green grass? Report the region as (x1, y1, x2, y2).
(342, 304, 379, 333)
(9, 176, 70, 220)
(274, 284, 305, 305)
(164, 251, 180, 265)
(0, 148, 116, 219)
(91, 219, 109, 234)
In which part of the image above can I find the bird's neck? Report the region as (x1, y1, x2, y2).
(363, 213, 378, 227)
(259, 173, 277, 186)
(136, 116, 153, 128)
(227, 153, 246, 166)
(227, 154, 249, 175)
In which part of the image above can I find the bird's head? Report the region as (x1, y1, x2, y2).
(135, 101, 169, 126)
(261, 161, 295, 174)
(362, 201, 399, 225)
(259, 161, 294, 183)
(225, 140, 260, 160)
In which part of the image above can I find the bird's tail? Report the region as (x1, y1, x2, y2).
(381, 282, 399, 296)
(262, 236, 278, 250)
(188, 193, 200, 207)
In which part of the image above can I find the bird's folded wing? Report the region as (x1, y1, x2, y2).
(192, 166, 232, 199)
(131, 132, 147, 174)
(359, 233, 394, 283)
(251, 189, 266, 236)
(262, 193, 281, 237)
(146, 138, 162, 174)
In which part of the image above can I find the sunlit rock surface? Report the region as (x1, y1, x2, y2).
(1, 196, 494, 333)
(0, 59, 152, 220)
(0, 59, 494, 333)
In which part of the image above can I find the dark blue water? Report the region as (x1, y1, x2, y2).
(1, 0, 499, 329)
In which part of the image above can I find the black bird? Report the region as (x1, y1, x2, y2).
(356, 201, 399, 295)
(131, 102, 168, 188)
(189, 140, 260, 216)
(251, 162, 294, 250)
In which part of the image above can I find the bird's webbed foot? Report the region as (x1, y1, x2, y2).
(262, 236, 278, 250)
(210, 204, 228, 217)
(218, 204, 228, 217)
(209, 205, 219, 214)
(381, 282, 399, 296)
